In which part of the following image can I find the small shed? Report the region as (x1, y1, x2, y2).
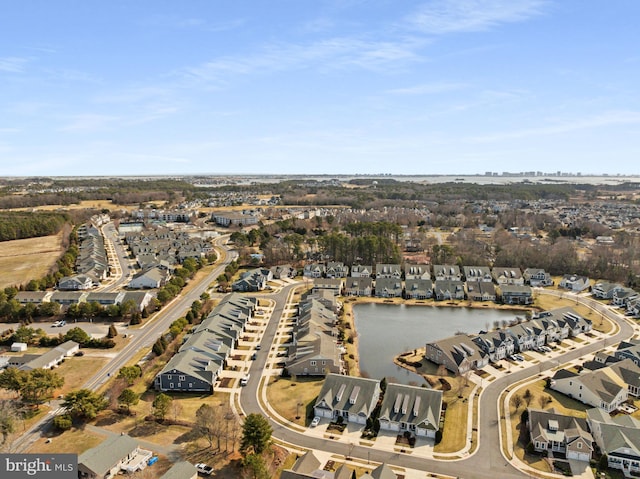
(11, 342, 27, 352)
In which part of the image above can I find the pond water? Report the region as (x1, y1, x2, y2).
(353, 303, 520, 384)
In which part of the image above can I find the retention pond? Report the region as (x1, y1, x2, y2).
(353, 303, 521, 384)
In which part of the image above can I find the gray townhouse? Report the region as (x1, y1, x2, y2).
(378, 383, 442, 439)
(374, 278, 403, 298)
(492, 267, 524, 286)
(344, 277, 373, 297)
(154, 294, 256, 394)
(286, 297, 343, 377)
(432, 264, 461, 281)
(463, 266, 492, 283)
(433, 280, 464, 300)
(375, 264, 402, 279)
(404, 278, 433, 299)
(313, 374, 381, 425)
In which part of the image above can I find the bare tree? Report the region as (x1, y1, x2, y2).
(512, 394, 523, 411)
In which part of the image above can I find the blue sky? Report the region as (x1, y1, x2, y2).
(1, 0, 639, 176)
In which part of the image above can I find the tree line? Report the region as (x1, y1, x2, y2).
(0, 212, 69, 241)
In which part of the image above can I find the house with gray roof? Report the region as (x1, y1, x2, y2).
(587, 407, 640, 476)
(128, 266, 170, 289)
(523, 268, 553, 286)
(78, 434, 152, 479)
(527, 408, 593, 461)
(232, 268, 273, 292)
(286, 297, 342, 377)
(351, 265, 373, 278)
(344, 277, 373, 297)
(19, 341, 79, 371)
(425, 336, 488, 375)
(314, 374, 381, 425)
(326, 262, 349, 278)
(404, 279, 433, 299)
(500, 285, 533, 304)
(612, 287, 640, 307)
(374, 278, 403, 298)
(550, 360, 640, 412)
(466, 281, 496, 301)
(433, 280, 464, 300)
(592, 281, 625, 300)
(154, 294, 256, 393)
(492, 267, 524, 285)
(463, 266, 492, 283)
(303, 263, 325, 278)
(404, 264, 431, 280)
(281, 451, 354, 479)
(433, 264, 461, 281)
(375, 264, 402, 279)
(615, 339, 640, 366)
(378, 383, 442, 439)
(58, 274, 96, 291)
(559, 274, 590, 292)
(159, 461, 197, 479)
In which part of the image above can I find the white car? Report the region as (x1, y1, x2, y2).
(195, 463, 213, 476)
(240, 374, 250, 386)
(310, 416, 321, 427)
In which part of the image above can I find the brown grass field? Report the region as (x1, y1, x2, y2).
(266, 376, 324, 426)
(0, 232, 65, 288)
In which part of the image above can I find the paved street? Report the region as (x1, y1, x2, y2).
(238, 285, 636, 479)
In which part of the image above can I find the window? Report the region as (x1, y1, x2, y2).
(322, 361, 326, 365)
(577, 443, 582, 449)
(179, 375, 186, 381)
(167, 375, 172, 380)
(169, 383, 174, 388)
(310, 361, 317, 366)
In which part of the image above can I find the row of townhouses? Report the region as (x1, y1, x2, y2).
(14, 290, 154, 312)
(285, 291, 344, 377)
(123, 227, 213, 290)
(312, 374, 443, 440)
(304, 262, 566, 286)
(57, 222, 110, 291)
(154, 294, 257, 394)
(426, 307, 592, 374)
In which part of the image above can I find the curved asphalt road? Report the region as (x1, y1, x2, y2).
(240, 286, 636, 478)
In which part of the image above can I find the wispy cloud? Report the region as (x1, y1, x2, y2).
(470, 110, 640, 142)
(141, 14, 245, 32)
(0, 56, 29, 73)
(387, 82, 469, 95)
(180, 36, 427, 85)
(407, 0, 547, 35)
(58, 114, 120, 132)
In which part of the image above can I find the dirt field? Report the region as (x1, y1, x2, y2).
(0, 232, 65, 288)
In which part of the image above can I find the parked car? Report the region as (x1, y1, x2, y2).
(310, 416, 321, 427)
(251, 353, 257, 360)
(514, 354, 524, 361)
(195, 463, 213, 476)
(240, 374, 250, 386)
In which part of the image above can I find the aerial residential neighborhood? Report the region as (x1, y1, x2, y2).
(1, 175, 640, 479)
